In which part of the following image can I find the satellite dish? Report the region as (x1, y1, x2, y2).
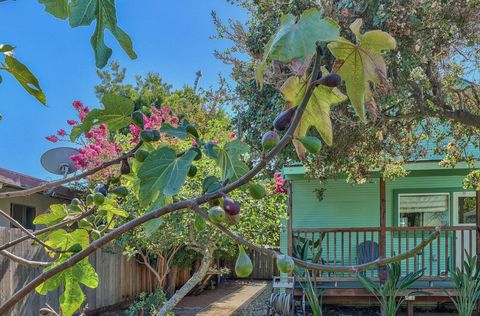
(41, 147, 79, 178)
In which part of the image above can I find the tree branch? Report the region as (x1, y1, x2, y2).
(0, 44, 324, 314)
(0, 142, 142, 200)
(0, 250, 51, 268)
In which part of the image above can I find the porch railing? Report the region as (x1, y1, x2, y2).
(292, 226, 476, 281)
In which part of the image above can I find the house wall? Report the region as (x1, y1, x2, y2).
(281, 174, 472, 276)
(0, 186, 68, 229)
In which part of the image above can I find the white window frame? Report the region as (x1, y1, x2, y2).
(397, 192, 450, 227)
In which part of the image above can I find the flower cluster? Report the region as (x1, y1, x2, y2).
(274, 172, 286, 193)
(129, 106, 179, 143)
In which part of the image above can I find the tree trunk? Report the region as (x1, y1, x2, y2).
(156, 246, 213, 316)
(166, 266, 177, 298)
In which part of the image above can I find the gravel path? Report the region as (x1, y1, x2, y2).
(236, 284, 271, 316)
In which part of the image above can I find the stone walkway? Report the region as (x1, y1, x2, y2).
(174, 280, 267, 316)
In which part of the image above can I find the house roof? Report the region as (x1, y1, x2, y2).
(282, 160, 480, 180)
(0, 168, 74, 200)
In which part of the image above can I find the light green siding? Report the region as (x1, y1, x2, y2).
(282, 170, 474, 277)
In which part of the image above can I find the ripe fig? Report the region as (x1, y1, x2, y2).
(223, 197, 240, 216)
(208, 206, 226, 224)
(317, 73, 341, 87)
(140, 129, 161, 142)
(120, 159, 130, 175)
(225, 213, 240, 226)
(111, 186, 129, 197)
(135, 148, 150, 162)
(273, 106, 297, 131)
(235, 245, 253, 278)
(94, 184, 108, 196)
(297, 136, 321, 154)
(276, 254, 295, 274)
(93, 192, 105, 206)
(248, 183, 266, 200)
(188, 165, 197, 177)
(261, 131, 280, 151)
(38, 308, 53, 316)
(189, 146, 202, 161)
(131, 110, 145, 128)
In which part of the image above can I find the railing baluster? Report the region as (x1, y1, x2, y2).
(461, 229, 465, 273)
(326, 231, 330, 279)
(356, 231, 359, 265)
(469, 228, 473, 256)
(413, 230, 417, 272)
(453, 229, 457, 272)
(437, 229, 441, 276)
(429, 230, 433, 277)
(334, 231, 337, 279)
(445, 229, 449, 277)
(370, 231, 374, 278)
(406, 230, 410, 274)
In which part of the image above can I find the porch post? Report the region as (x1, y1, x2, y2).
(476, 190, 480, 315)
(379, 177, 387, 280)
(287, 180, 293, 256)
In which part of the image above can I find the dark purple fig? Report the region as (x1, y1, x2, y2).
(262, 131, 280, 151)
(94, 184, 108, 196)
(317, 73, 341, 87)
(120, 159, 130, 175)
(223, 196, 240, 215)
(273, 106, 297, 131)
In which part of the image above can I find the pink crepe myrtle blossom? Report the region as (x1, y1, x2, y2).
(274, 172, 286, 193)
(57, 129, 67, 136)
(128, 106, 179, 143)
(229, 132, 236, 140)
(67, 119, 78, 126)
(45, 135, 59, 143)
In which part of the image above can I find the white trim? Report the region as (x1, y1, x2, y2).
(453, 191, 476, 226)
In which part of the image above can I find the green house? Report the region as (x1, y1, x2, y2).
(280, 161, 479, 303)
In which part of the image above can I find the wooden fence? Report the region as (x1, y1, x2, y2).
(227, 248, 279, 280)
(0, 227, 192, 316)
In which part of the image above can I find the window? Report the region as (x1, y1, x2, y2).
(398, 193, 449, 227)
(457, 196, 476, 224)
(10, 204, 36, 230)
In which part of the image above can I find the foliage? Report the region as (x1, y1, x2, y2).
(357, 263, 426, 316)
(126, 287, 171, 316)
(449, 253, 480, 316)
(215, 0, 480, 183)
(294, 269, 324, 316)
(39, 0, 136, 68)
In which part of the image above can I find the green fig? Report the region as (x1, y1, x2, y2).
(235, 245, 253, 278)
(140, 129, 161, 142)
(131, 110, 145, 128)
(208, 206, 226, 224)
(111, 186, 129, 197)
(97, 209, 108, 217)
(91, 229, 101, 240)
(276, 254, 295, 274)
(135, 148, 150, 162)
(86, 194, 94, 206)
(249, 183, 266, 200)
(70, 198, 82, 212)
(262, 131, 280, 151)
(297, 136, 321, 154)
(78, 218, 91, 229)
(194, 214, 206, 232)
(188, 165, 197, 177)
(93, 192, 105, 206)
(186, 124, 199, 138)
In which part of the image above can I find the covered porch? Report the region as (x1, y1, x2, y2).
(284, 163, 480, 291)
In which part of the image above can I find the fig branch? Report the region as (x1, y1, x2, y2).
(191, 206, 441, 273)
(0, 142, 143, 200)
(0, 43, 324, 314)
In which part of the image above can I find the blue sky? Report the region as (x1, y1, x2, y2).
(0, 1, 246, 180)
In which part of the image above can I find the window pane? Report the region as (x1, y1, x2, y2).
(399, 194, 449, 227)
(458, 196, 476, 224)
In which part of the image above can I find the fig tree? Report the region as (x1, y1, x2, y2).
(186, 124, 199, 138)
(91, 229, 101, 240)
(261, 131, 280, 151)
(140, 129, 161, 142)
(67, 243, 82, 253)
(317, 73, 341, 87)
(188, 165, 197, 177)
(86, 194, 94, 206)
(235, 245, 253, 278)
(120, 159, 130, 175)
(249, 183, 266, 200)
(194, 214, 206, 232)
(111, 186, 129, 197)
(135, 148, 150, 162)
(208, 206, 226, 224)
(276, 254, 295, 273)
(273, 106, 297, 131)
(93, 192, 105, 206)
(223, 197, 240, 216)
(78, 218, 91, 229)
(225, 213, 240, 226)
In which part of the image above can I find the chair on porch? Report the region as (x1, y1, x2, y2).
(357, 241, 379, 275)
